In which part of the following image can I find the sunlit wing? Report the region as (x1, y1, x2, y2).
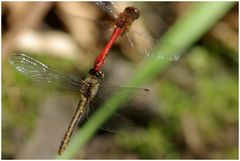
(8, 54, 85, 92)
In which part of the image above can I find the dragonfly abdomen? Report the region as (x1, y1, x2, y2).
(58, 95, 88, 155)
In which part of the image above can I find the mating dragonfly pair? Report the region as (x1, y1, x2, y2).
(9, 2, 169, 155)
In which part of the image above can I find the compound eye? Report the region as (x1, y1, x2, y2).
(125, 7, 139, 20)
(89, 68, 96, 75)
(97, 71, 104, 80)
(134, 9, 140, 19)
(89, 69, 104, 80)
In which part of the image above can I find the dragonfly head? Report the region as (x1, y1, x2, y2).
(125, 6, 140, 20)
(89, 68, 104, 80)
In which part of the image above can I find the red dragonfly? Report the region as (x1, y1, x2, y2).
(93, 2, 140, 71)
(68, 2, 182, 71)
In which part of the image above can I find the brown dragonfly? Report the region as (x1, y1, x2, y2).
(8, 53, 149, 155)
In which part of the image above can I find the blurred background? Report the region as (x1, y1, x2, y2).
(2, 2, 238, 159)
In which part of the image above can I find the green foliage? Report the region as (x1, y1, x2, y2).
(117, 46, 238, 159)
(117, 124, 180, 159)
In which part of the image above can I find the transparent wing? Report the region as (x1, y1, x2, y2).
(120, 27, 185, 62)
(8, 54, 85, 92)
(86, 83, 151, 133)
(97, 83, 150, 100)
(66, 12, 115, 35)
(95, 1, 119, 19)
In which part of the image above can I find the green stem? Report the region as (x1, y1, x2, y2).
(57, 2, 235, 159)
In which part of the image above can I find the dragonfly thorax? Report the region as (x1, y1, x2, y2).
(80, 77, 100, 99)
(79, 69, 103, 99)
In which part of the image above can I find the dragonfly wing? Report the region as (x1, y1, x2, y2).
(62, 7, 115, 28)
(95, 2, 119, 19)
(97, 83, 150, 99)
(121, 28, 154, 61)
(125, 32, 135, 51)
(88, 103, 140, 133)
(8, 54, 84, 92)
(132, 28, 186, 61)
(87, 84, 153, 133)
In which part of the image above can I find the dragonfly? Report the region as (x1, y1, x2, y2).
(93, 2, 140, 71)
(67, 2, 182, 71)
(8, 53, 149, 155)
